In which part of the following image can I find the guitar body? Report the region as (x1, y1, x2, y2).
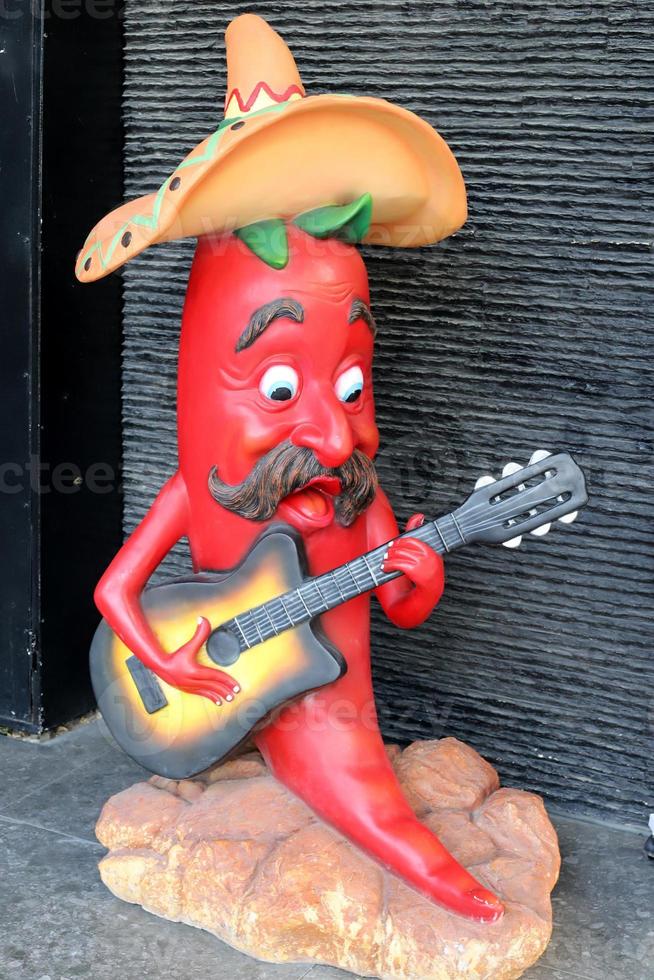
(90, 526, 347, 778)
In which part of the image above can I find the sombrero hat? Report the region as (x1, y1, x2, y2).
(75, 13, 467, 283)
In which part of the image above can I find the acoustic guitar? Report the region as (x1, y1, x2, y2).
(90, 450, 587, 778)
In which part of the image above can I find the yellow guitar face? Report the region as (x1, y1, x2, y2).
(90, 528, 346, 778)
(106, 558, 295, 743)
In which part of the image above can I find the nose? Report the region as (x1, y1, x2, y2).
(291, 389, 354, 469)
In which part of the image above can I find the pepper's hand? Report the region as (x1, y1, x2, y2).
(156, 617, 240, 705)
(381, 513, 445, 628)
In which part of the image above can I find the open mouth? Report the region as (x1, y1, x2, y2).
(278, 475, 342, 528)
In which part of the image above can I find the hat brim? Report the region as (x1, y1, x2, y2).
(76, 94, 466, 282)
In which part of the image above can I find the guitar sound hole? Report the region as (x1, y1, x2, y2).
(206, 626, 242, 667)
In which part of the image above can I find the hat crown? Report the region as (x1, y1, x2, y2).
(224, 14, 305, 118)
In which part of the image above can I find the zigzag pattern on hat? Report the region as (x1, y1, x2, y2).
(225, 82, 304, 116)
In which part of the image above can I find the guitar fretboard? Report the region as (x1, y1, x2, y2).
(219, 513, 466, 652)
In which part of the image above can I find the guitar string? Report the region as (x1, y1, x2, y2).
(227, 482, 575, 646)
(235, 495, 569, 639)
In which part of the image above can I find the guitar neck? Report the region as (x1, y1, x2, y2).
(223, 511, 466, 652)
(310, 511, 464, 609)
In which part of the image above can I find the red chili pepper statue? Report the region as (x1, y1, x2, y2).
(77, 15, 503, 923)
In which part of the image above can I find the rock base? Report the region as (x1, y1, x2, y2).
(96, 738, 560, 980)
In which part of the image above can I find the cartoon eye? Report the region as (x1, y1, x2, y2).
(335, 365, 364, 404)
(259, 364, 299, 402)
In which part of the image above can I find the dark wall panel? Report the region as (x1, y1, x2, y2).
(0, 6, 41, 728)
(39, 3, 125, 729)
(121, 1, 653, 829)
(0, 4, 123, 731)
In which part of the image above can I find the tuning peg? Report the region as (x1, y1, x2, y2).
(530, 523, 551, 536)
(474, 474, 496, 489)
(502, 461, 522, 477)
(502, 535, 523, 548)
(529, 449, 552, 464)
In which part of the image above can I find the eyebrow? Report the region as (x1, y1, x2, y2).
(235, 297, 305, 352)
(348, 298, 377, 337)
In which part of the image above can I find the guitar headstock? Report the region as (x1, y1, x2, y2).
(455, 450, 588, 548)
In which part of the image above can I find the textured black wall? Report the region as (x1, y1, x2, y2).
(0, 4, 123, 731)
(120, 1, 653, 829)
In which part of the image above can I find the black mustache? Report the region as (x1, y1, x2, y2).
(208, 440, 378, 526)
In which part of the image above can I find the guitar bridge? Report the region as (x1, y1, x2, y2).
(126, 655, 168, 714)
